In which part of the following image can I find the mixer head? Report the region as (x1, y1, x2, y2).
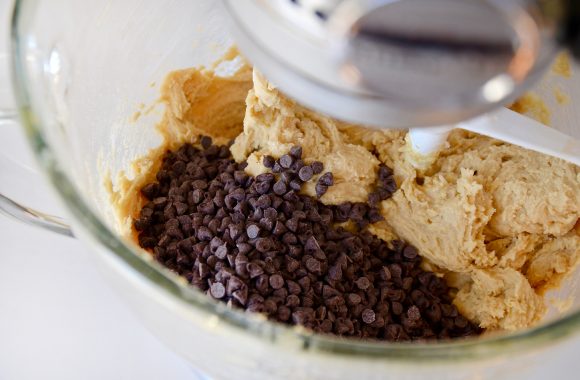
(221, 0, 576, 128)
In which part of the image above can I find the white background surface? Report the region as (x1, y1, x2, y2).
(1, 0, 580, 379)
(0, 213, 195, 380)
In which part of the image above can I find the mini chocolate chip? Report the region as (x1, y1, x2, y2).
(403, 245, 419, 260)
(279, 171, 293, 184)
(256, 173, 275, 183)
(407, 305, 421, 321)
(378, 165, 393, 179)
(255, 274, 270, 294)
(259, 217, 275, 232)
(289, 179, 302, 192)
(279, 154, 294, 169)
(383, 177, 397, 194)
(255, 237, 274, 253)
(254, 194, 270, 209)
(362, 309, 376, 324)
(355, 277, 371, 290)
(347, 293, 362, 305)
(282, 232, 298, 245)
(247, 262, 264, 279)
(233, 288, 248, 305)
(246, 224, 261, 239)
(305, 257, 322, 274)
(315, 183, 328, 198)
(286, 295, 300, 308)
(322, 285, 340, 299)
(273, 180, 287, 195)
(263, 155, 276, 168)
(200, 136, 213, 149)
(328, 264, 342, 281)
(215, 245, 228, 260)
(311, 161, 324, 174)
(391, 302, 403, 316)
(367, 207, 384, 223)
(455, 316, 468, 328)
(254, 181, 271, 195)
(272, 162, 282, 173)
(291, 159, 304, 172)
(197, 226, 213, 241)
(210, 282, 226, 299)
(318, 172, 334, 186)
(290, 146, 303, 159)
(141, 183, 160, 200)
(137, 142, 481, 343)
(277, 306, 291, 321)
(269, 274, 285, 289)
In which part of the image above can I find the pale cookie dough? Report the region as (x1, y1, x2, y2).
(231, 71, 379, 205)
(111, 52, 580, 332)
(374, 131, 580, 330)
(454, 267, 545, 331)
(108, 52, 252, 237)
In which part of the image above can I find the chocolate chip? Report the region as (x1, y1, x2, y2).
(391, 302, 403, 316)
(253, 181, 270, 195)
(289, 146, 303, 159)
(291, 159, 304, 172)
(355, 277, 371, 290)
(279, 154, 294, 169)
(403, 245, 419, 260)
(263, 155, 275, 169)
(233, 288, 248, 305)
(269, 274, 285, 289)
(215, 245, 228, 260)
(455, 316, 468, 328)
(256, 173, 275, 184)
(246, 224, 261, 239)
(210, 282, 226, 299)
(141, 183, 160, 200)
(328, 264, 342, 281)
(200, 136, 213, 149)
(247, 262, 264, 279)
(318, 172, 334, 186)
(273, 180, 287, 195)
(272, 162, 282, 173)
(362, 309, 376, 324)
(407, 305, 421, 321)
(289, 180, 302, 191)
(256, 237, 275, 253)
(255, 194, 270, 209)
(197, 226, 213, 241)
(311, 161, 324, 174)
(136, 141, 482, 343)
(315, 183, 328, 198)
(277, 306, 291, 321)
(305, 257, 322, 274)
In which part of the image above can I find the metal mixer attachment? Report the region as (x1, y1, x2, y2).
(222, 0, 579, 129)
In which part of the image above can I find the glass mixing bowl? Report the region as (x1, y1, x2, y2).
(1, 0, 580, 379)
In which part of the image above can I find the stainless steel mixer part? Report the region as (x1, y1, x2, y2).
(221, 0, 578, 128)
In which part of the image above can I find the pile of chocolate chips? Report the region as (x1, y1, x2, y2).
(135, 137, 481, 341)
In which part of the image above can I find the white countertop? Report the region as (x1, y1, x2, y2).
(0, 214, 195, 380)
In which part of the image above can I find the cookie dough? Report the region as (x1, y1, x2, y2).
(231, 71, 379, 205)
(110, 52, 580, 332)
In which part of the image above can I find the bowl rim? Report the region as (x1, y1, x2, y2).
(10, 0, 580, 363)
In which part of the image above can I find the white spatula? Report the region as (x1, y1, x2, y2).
(408, 108, 580, 167)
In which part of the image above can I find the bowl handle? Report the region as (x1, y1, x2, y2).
(0, 52, 73, 238)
